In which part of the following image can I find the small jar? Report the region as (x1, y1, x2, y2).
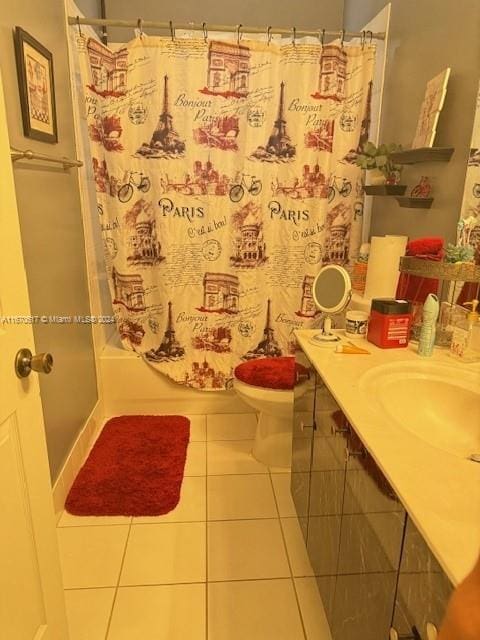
(345, 310, 369, 337)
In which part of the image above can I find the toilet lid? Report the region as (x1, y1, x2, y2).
(234, 357, 309, 390)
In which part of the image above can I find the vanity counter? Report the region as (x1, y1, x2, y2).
(295, 329, 480, 586)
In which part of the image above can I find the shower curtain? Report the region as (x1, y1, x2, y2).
(75, 30, 375, 389)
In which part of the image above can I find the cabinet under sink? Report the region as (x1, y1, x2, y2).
(291, 349, 453, 640)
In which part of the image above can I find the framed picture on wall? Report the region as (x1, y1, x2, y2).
(13, 27, 58, 143)
(411, 68, 451, 149)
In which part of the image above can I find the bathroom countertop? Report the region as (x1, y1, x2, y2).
(295, 329, 480, 587)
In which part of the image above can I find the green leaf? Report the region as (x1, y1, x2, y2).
(385, 143, 394, 153)
(375, 155, 388, 167)
(363, 141, 377, 157)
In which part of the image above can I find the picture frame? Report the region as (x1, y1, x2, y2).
(13, 26, 58, 143)
(411, 68, 451, 149)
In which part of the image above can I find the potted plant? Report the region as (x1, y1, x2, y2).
(355, 141, 404, 186)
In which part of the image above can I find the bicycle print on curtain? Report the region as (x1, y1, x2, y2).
(76, 32, 375, 390)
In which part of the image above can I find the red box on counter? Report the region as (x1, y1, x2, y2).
(367, 298, 412, 349)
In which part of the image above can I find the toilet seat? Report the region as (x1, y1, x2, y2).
(234, 356, 309, 390)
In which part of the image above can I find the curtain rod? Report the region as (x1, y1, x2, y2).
(67, 16, 385, 41)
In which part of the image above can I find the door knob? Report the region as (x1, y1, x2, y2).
(331, 423, 349, 435)
(15, 348, 53, 378)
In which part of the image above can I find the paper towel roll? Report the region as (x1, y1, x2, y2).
(349, 291, 373, 313)
(363, 235, 408, 300)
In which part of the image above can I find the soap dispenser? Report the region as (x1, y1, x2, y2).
(450, 299, 480, 362)
(418, 294, 439, 357)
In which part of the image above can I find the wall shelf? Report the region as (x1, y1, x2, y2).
(364, 184, 407, 196)
(395, 196, 434, 209)
(399, 256, 480, 282)
(390, 146, 454, 164)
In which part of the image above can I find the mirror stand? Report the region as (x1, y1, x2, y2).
(311, 265, 352, 346)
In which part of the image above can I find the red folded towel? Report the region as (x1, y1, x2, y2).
(396, 236, 444, 303)
(404, 236, 444, 259)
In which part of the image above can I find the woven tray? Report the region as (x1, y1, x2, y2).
(399, 257, 480, 282)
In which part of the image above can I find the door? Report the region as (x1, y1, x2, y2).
(307, 377, 347, 626)
(290, 350, 315, 541)
(330, 428, 406, 640)
(0, 69, 68, 639)
(391, 516, 452, 640)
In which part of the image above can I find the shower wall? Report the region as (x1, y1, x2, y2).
(101, 0, 344, 43)
(0, 1, 98, 482)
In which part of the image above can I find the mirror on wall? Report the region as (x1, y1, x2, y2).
(455, 81, 480, 302)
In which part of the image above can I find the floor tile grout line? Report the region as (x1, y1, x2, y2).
(103, 519, 133, 640)
(64, 575, 316, 590)
(291, 576, 309, 640)
(58, 521, 132, 528)
(64, 585, 118, 591)
(58, 514, 303, 530)
(268, 470, 309, 640)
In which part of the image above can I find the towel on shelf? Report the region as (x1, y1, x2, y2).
(396, 236, 444, 303)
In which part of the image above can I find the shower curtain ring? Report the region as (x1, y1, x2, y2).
(361, 30, 366, 49)
(76, 16, 83, 37)
(237, 24, 243, 44)
(169, 20, 175, 41)
(319, 28, 325, 47)
(340, 29, 345, 48)
(367, 29, 373, 45)
(267, 25, 272, 45)
(291, 26, 297, 47)
(202, 22, 208, 43)
(137, 18, 144, 37)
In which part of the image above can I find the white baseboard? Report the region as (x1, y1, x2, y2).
(52, 398, 105, 523)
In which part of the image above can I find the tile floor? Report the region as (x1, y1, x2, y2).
(57, 413, 331, 640)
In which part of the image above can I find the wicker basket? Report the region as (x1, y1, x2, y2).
(399, 257, 480, 283)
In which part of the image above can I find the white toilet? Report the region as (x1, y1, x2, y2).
(233, 357, 310, 468)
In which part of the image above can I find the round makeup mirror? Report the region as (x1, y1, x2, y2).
(312, 264, 352, 344)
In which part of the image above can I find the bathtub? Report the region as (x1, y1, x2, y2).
(100, 332, 250, 415)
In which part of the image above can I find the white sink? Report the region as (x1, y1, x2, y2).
(359, 361, 480, 460)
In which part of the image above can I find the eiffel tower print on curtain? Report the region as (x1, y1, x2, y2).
(137, 75, 186, 158)
(242, 299, 282, 360)
(250, 82, 296, 163)
(146, 301, 185, 361)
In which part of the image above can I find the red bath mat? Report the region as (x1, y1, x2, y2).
(65, 415, 190, 517)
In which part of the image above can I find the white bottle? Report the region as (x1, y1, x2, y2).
(450, 299, 480, 362)
(418, 294, 439, 357)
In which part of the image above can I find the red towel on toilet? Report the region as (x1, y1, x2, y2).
(234, 357, 309, 390)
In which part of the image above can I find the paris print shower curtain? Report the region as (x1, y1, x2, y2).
(75, 31, 375, 390)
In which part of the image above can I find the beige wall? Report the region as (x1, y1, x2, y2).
(0, 1, 98, 481)
(344, 0, 480, 243)
(101, 0, 344, 42)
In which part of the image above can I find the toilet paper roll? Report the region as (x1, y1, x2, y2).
(363, 235, 408, 300)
